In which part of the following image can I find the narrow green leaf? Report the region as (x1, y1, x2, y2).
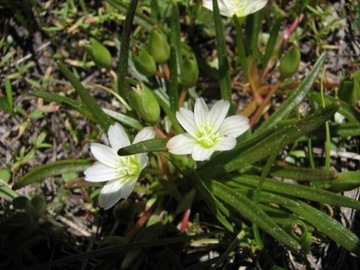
(117, 138, 168, 156)
(30, 90, 95, 121)
(229, 175, 360, 210)
(154, 89, 183, 133)
(13, 160, 91, 189)
(209, 180, 301, 252)
(245, 11, 262, 57)
(256, 53, 326, 134)
(261, 17, 282, 68)
(285, 200, 360, 254)
(0, 186, 19, 201)
(308, 91, 360, 125)
(57, 62, 112, 130)
(233, 16, 248, 79)
(212, 0, 233, 108)
(269, 166, 338, 182)
(118, 0, 139, 102)
(168, 4, 181, 113)
(4, 77, 13, 111)
(102, 108, 143, 130)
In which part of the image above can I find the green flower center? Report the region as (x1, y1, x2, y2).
(197, 123, 219, 148)
(117, 155, 140, 178)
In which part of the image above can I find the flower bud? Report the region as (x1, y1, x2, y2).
(278, 45, 301, 78)
(132, 83, 160, 125)
(133, 46, 157, 77)
(149, 26, 170, 64)
(84, 38, 112, 69)
(180, 52, 199, 87)
(328, 172, 360, 192)
(338, 71, 360, 107)
(113, 200, 135, 224)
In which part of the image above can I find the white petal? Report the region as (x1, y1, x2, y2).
(90, 143, 119, 168)
(234, 0, 268, 17)
(213, 136, 236, 151)
(136, 153, 149, 171)
(167, 134, 196, 155)
(202, 0, 233, 17)
(98, 180, 125, 210)
(194, 98, 209, 128)
(192, 144, 214, 161)
(119, 179, 138, 200)
(133, 127, 156, 144)
(219, 115, 250, 138)
(108, 123, 131, 150)
(208, 100, 230, 132)
(176, 108, 197, 137)
(84, 162, 119, 182)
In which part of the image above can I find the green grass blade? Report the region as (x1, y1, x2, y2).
(211, 0, 233, 108)
(30, 90, 95, 121)
(118, 0, 139, 102)
(117, 138, 168, 155)
(57, 62, 112, 130)
(0, 186, 19, 201)
(269, 166, 338, 182)
(285, 200, 360, 254)
(209, 180, 301, 252)
(103, 108, 143, 130)
(229, 175, 360, 210)
(255, 53, 326, 134)
(13, 160, 91, 189)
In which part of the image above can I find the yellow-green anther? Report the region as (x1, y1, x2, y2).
(133, 46, 157, 77)
(180, 52, 199, 87)
(132, 83, 160, 125)
(279, 45, 301, 79)
(84, 38, 112, 69)
(149, 26, 170, 64)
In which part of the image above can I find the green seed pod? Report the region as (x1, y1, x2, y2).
(180, 52, 199, 87)
(132, 83, 160, 125)
(338, 71, 360, 106)
(148, 26, 170, 64)
(278, 45, 301, 78)
(133, 46, 157, 77)
(328, 171, 360, 192)
(113, 200, 135, 224)
(84, 38, 112, 69)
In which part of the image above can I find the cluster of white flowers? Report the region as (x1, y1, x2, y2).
(84, 98, 249, 209)
(84, 0, 268, 209)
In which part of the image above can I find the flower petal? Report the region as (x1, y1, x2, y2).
(98, 179, 125, 209)
(84, 162, 119, 182)
(133, 126, 156, 144)
(108, 123, 130, 150)
(194, 98, 209, 128)
(208, 100, 230, 132)
(176, 108, 197, 137)
(214, 136, 236, 151)
(167, 134, 196, 155)
(90, 143, 119, 168)
(192, 144, 214, 161)
(219, 115, 250, 138)
(234, 0, 268, 17)
(119, 179, 138, 200)
(202, 0, 233, 17)
(136, 153, 149, 171)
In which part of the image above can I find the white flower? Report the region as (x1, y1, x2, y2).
(84, 123, 155, 210)
(202, 0, 268, 17)
(167, 98, 249, 161)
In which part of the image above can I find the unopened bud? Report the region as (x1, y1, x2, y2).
(133, 46, 157, 77)
(149, 26, 170, 64)
(113, 200, 135, 224)
(180, 52, 199, 87)
(84, 38, 112, 69)
(279, 45, 301, 78)
(132, 83, 160, 125)
(338, 71, 360, 106)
